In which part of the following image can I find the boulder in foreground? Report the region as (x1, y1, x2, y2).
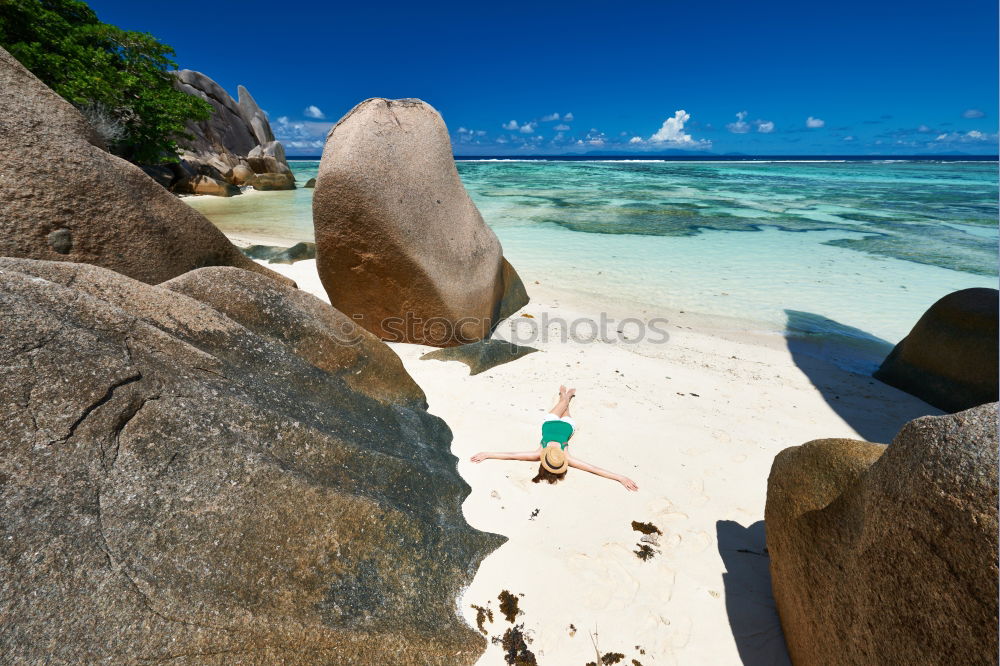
(874, 287, 998, 412)
(766, 404, 998, 665)
(0, 47, 285, 285)
(313, 98, 528, 346)
(0, 258, 501, 664)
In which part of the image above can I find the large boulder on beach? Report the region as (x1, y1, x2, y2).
(0, 47, 286, 286)
(0, 257, 501, 664)
(313, 97, 529, 346)
(874, 288, 998, 412)
(765, 404, 999, 665)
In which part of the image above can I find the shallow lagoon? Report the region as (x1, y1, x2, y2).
(186, 159, 998, 359)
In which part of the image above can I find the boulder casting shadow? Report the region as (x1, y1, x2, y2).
(783, 309, 939, 442)
(420, 338, 539, 375)
(716, 520, 791, 666)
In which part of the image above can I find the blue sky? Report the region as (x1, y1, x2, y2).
(88, 0, 998, 156)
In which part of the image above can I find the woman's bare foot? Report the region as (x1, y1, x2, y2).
(559, 385, 567, 400)
(565, 387, 577, 400)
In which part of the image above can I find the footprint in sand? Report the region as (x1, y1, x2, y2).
(712, 429, 731, 443)
(567, 552, 641, 610)
(683, 530, 712, 553)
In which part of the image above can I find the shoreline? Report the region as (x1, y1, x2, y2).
(238, 241, 941, 664)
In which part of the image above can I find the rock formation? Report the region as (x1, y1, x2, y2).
(171, 69, 295, 193)
(242, 242, 317, 264)
(0, 46, 287, 286)
(766, 404, 998, 665)
(313, 98, 529, 346)
(0, 257, 502, 664)
(875, 287, 998, 412)
(420, 339, 539, 375)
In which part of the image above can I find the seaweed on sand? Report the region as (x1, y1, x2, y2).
(630, 520, 662, 535)
(498, 590, 522, 623)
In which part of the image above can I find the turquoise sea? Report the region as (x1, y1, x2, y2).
(186, 159, 998, 370)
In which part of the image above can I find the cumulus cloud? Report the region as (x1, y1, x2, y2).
(962, 109, 985, 119)
(502, 120, 519, 130)
(843, 135, 855, 141)
(554, 123, 571, 131)
(564, 112, 574, 121)
(806, 116, 825, 128)
(541, 112, 561, 122)
(917, 124, 931, 133)
(755, 120, 775, 133)
(303, 105, 325, 119)
(726, 111, 750, 134)
(519, 122, 537, 134)
(637, 110, 710, 148)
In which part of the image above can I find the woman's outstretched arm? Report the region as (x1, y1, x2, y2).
(568, 455, 639, 491)
(470, 450, 541, 463)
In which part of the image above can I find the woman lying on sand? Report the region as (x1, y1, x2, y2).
(470, 386, 639, 491)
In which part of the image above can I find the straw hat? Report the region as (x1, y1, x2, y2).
(540, 446, 568, 475)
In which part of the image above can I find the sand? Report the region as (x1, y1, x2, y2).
(247, 252, 938, 665)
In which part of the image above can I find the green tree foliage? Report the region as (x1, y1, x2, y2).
(0, 0, 211, 163)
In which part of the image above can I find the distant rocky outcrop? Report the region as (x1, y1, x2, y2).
(169, 70, 295, 194)
(766, 404, 998, 665)
(313, 98, 529, 346)
(242, 242, 317, 264)
(421, 339, 539, 375)
(0, 257, 501, 664)
(875, 288, 998, 412)
(0, 46, 287, 286)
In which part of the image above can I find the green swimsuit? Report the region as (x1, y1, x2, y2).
(540, 420, 574, 450)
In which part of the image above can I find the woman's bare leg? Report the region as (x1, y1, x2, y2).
(548, 386, 576, 418)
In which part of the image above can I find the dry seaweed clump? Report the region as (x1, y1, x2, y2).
(498, 589, 522, 623)
(634, 544, 656, 561)
(471, 603, 494, 635)
(492, 625, 537, 665)
(600, 653, 626, 664)
(630, 520, 662, 535)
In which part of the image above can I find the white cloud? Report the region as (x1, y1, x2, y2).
(541, 112, 561, 122)
(554, 123, 571, 131)
(273, 116, 333, 149)
(843, 135, 854, 141)
(496, 136, 508, 144)
(806, 116, 825, 128)
(917, 124, 931, 133)
(629, 136, 644, 144)
(564, 112, 574, 121)
(304, 105, 325, 119)
(519, 122, 537, 134)
(963, 109, 985, 119)
(285, 139, 325, 150)
(642, 110, 710, 148)
(457, 127, 471, 134)
(502, 120, 519, 130)
(755, 120, 775, 133)
(935, 129, 996, 142)
(727, 110, 750, 133)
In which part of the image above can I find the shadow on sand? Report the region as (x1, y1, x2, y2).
(717, 520, 791, 666)
(783, 309, 939, 442)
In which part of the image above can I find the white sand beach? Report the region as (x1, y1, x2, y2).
(249, 249, 939, 665)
